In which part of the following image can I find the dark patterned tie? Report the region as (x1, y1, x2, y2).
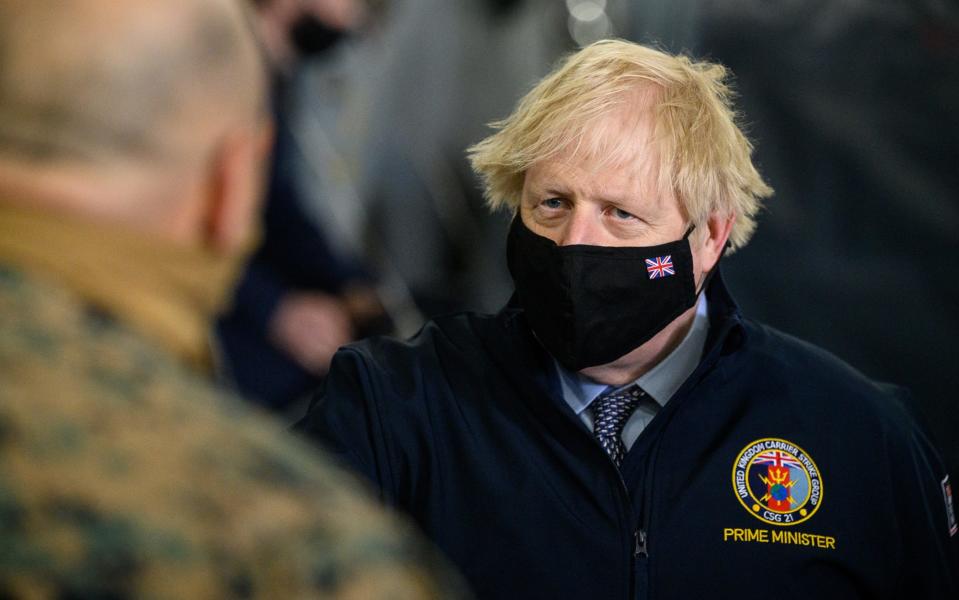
(590, 384, 646, 468)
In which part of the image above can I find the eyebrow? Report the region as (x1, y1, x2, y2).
(528, 171, 663, 213)
(523, 181, 571, 202)
(532, 183, 645, 207)
(542, 186, 572, 198)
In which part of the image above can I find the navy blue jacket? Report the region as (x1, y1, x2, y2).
(297, 276, 959, 599)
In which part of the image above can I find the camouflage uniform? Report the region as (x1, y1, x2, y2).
(0, 265, 467, 599)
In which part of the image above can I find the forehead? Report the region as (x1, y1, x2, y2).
(524, 100, 674, 210)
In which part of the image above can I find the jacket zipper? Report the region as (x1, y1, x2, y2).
(629, 350, 730, 577)
(621, 469, 648, 559)
(634, 529, 648, 558)
(612, 467, 641, 599)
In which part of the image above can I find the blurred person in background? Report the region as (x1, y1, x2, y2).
(298, 40, 958, 598)
(346, 0, 569, 318)
(218, 0, 392, 412)
(0, 0, 464, 596)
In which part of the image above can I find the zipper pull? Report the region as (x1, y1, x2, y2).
(634, 529, 648, 558)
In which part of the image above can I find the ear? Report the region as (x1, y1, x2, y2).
(204, 120, 274, 254)
(696, 211, 735, 275)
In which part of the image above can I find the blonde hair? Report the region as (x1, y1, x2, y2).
(467, 39, 773, 250)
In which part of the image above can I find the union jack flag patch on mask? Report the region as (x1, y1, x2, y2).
(645, 255, 675, 279)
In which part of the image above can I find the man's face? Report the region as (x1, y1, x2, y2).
(512, 92, 734, 382)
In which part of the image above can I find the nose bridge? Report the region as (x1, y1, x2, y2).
(559, 206, 596, 246)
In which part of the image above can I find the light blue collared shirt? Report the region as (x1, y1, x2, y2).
(555, 294, 710, 450)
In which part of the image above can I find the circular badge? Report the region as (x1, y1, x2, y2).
(731, 438, 823, 526)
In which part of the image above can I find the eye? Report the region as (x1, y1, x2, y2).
(610, 207, 637, 221)
(541, 198, 564, 210)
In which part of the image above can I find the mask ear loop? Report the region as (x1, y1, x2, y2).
(691, 226, 728, 297)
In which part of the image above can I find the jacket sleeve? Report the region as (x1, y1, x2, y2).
(887, 390, 959, 597)
(294, 347, 399, 505)
(229, 258, 288, 334)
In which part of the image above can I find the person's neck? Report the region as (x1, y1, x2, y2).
(578, 303, 698, 387)
(0, 202, 244, 371)
(0, 159, 201, 244)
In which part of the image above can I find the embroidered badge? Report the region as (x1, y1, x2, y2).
(732, 438, 823, 526)
(942, 475, 957, 536)
(644, 255, 674, 279)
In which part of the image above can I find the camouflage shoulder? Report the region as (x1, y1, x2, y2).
(0, 267, 470, 598)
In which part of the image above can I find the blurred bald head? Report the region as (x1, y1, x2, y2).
(0, 0, 266, 166)
(0, 0, 272, 251)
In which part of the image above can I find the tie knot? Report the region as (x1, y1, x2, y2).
(590, 384, 646, 468)
(591, 384, 645, 430)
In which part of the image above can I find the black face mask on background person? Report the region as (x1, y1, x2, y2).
(506, 215, 705, 371)
(289, 14, 348, 57)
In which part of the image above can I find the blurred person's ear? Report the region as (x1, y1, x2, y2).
(204, 119, 274, 254)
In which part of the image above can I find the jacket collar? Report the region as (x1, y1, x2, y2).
(702, 265, 747, 358)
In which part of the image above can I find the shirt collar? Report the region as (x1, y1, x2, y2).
(555, 293, 711, 416)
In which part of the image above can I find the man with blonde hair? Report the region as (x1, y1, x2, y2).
(0, 0, 464, 596)
(299, 40, 958, 598)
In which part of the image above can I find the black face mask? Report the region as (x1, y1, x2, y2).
(506, 216, 700, 371)
(289, 14, 348, 58)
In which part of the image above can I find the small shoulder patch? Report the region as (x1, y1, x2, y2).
(942, 475, 957, 537)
